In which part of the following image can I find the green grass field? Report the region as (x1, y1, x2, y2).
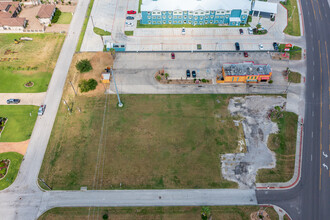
(137, 21, 250, 28)
(278, 44, 302, 60)
(0, 152, 23, 190)
(39, 94, 247, 190)
(288, 71, 301, 83)
(282, 0, 301, 36)
(57, 12, 72, 24)
(39, 206, 278, 220)
(93, 27, 111, 36)
(124, 31, 133, 36)
(0, 105, 38, 142)
(76, 0, 95, 52)
(0, 33, 65, 93)
(257, 112, 298, 182)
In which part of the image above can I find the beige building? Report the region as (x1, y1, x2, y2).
(37, 4, 56, 25)
(0, 1, 26, 32)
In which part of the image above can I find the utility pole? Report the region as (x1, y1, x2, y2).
(111, 68, 123, 107)
(69, 81, 77, 95)
(63, 99, 71, 112)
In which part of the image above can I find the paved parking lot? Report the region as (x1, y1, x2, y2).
(81, 0, 305, 52)
(110, 52, 305, 94)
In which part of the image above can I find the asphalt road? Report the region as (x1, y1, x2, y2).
(256, 0, 330, 219)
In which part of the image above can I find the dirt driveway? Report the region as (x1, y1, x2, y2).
(0, 140, 29, 155)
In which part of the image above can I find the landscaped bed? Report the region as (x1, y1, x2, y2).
(39, 206, 278, 220)
(0, 152, 23, 190)
(0, 105, 39, 142)
(137, 21, 250, 28)
(39, 94, 249, 190)
(0, 33, 65, 93)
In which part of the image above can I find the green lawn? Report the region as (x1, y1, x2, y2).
(282, 0, 301, 36)
(288, 71, 301, 83)
(0, 105, 38, 142)
(257, 112, 298, 182)
(0, 33, 65, 93)
(39, 206, 278, 220)
(39, 94, 247, 190)
(76, 0, 95, 52)
(93, 27, 111, 36)
(57, 12, 72, 24)
(137, 21, 250, 28)
(138, 0, 142, 13)
(0, 152, 23, 190)
(124, 31, 134, 36)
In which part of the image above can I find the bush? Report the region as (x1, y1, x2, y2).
(156, 75, 161, 81)
(78, 78, 98, 92)
(76, 59, 92, 73)
(51, 8, 62, 23)
(201, 79, 207, 83)
(268, 80, 273, 84)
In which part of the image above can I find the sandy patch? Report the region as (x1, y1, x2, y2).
(0, 140, 29, 155)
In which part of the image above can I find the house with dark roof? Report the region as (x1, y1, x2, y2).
(37, 4, 56, 25)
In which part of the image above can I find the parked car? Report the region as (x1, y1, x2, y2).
(192, 70, 196, 78)
(273, 42, 279, 50)
(259, 44, 264, 50)
(239, 29, 243, 35)
(127, 10, 136, 14)
(6, 99, 20, 104)
(248, 27, 253, 34)
(182, 27, 186, 35)
(171, 52, 175, 59)
(38, 105, 46, 116)
(244, 51, 248, 57)
(235, 42, 240, 51)
(125, 21, 134, 26)
(126, 16, 134, 20)
(186, 69, 190, 77)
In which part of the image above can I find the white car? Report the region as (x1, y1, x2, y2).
(125, 21, 134, 26)
(248, 27, 253, 34)
(259, 44, 264, 50)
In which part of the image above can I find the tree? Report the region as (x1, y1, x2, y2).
(164, 73, 169, 80)
(201, 206, 211, 220)
(109, 48, 116, 59)
(78, 78, 98, 92)
(76, 59, 93, 73)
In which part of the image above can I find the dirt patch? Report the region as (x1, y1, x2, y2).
(0, 140, 29, 155)
(64, 52, 113, 98)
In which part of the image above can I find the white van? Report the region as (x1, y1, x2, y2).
(248, 27, 253, 34)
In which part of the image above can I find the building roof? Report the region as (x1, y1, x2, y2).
(252, 1, 277, 14)
(102, 73, 110, 80)
(223, 61, 271, 76)
(141, 0, 252, 11)
(0, 17, 25, 26)
(37, 4, 56, 18)
(0, 1, 19, 12)
(0, 10, 12, 18)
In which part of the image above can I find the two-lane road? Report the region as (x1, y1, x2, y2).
(257, 0, 330, 219)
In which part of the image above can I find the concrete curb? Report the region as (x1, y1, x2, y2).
(259, 204, 292, 220)
(256, 116, 304, 190)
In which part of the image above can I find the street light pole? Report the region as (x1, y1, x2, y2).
(111, 68, 123, 107)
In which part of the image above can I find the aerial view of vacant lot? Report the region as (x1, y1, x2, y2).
(39, 93, 246, 190)
(0, 34, 65, 93)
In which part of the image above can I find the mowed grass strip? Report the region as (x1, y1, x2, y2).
(0, 152, 23, 190)
(57, 12, 72, 24)
(0, 33, 65, 93)
(39, 94, 243, 190)
(39, 206, 278, 220)
(257, 112, 298, 183)
(76, 0, 95, 52)
(288, 71, 301, 83)
(282, 0, 301, 36)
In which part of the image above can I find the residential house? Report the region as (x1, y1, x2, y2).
(0, 1, 26, 32)
(37, 4, 56, 25)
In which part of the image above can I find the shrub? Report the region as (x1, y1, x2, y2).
(102, 214, 108, 220)
(201, 79, 207, 83)
(156, 75, 161, 81)
(268, 80, 273, 84)
(78, 78, 98, 92)
(76, 59, 92, 73)
(164, 73, 169, 79)
(51, 8, 62, 23)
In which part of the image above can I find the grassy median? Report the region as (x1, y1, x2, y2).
(76, 0, 95, 52)
(39, 94, 247, 190)
(282, 0, 301, 36)
(257, 112, 298, 183)
(39, 206, 278, 220)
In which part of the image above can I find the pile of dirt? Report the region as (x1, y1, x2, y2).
(250, 210, 272, 220)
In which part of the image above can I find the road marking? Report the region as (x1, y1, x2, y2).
(310, 0, 317, 20)
(323, 152, 328, 158)
(313, 75, 315, 80)
(312, 131, 314, 138)
(323, 164, 328, 170)
(313, 60, 315, 66)
(316, 0, 323, 20)
(311, 154, 313, 161)
(318, 39, 322, 190)
(312, 92, 314, 98)
(312, 47, 315, 52)
(312, 111, 314, 116)
(311, 33, 313, 39)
